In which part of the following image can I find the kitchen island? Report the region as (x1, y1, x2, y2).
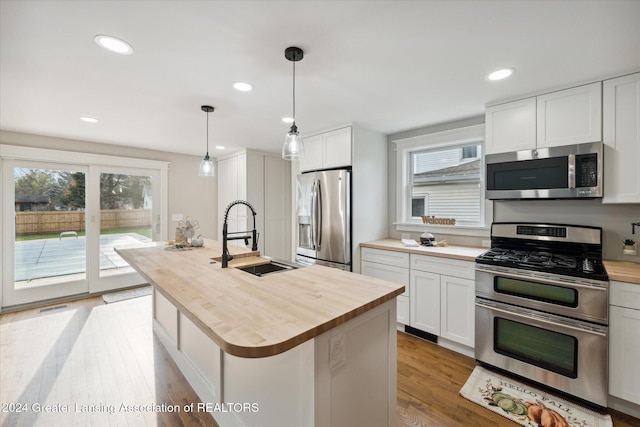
(115, 239, 404, 427)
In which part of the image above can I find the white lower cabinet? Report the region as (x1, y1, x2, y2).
(609, 280, 640, 406)
(440, 275, 475, 348)
(410, 269, 440, 334)
(360, 247, 476, 352)
(410, 254, 475, 350)
(361, 248, 409, 325)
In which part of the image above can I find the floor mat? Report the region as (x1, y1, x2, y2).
(460, 366, 612, 427)
(102, 286, 152, 303)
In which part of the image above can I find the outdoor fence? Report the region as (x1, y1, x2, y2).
(15, 209, 152, 235)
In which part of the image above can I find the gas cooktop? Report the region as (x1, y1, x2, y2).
(475, 248, 608, 281)
(476, 222, 609, 282)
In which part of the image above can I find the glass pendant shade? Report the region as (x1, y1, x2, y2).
(199, 105, 215, 177)
(282, 124, 304, 160)
(199, 153, 213, 177)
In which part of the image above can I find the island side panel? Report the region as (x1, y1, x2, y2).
(314, 299, 397, 427)
(222, 340, 316, 426)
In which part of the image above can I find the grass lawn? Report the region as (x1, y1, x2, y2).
(16, 227, 153, 241)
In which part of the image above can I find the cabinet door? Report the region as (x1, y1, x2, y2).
(537, 82, 602, 148)
(603, 73, 640, 204)
(485, 97, 536, 155)
(361, 260, 409, 296)
(361, 260, 409, 325)
(609, 305, 640, 404)
(410, 270, 440, 335)
(440, 275, 475, 348)
(397, 295, 410, 325)
(299, 134, 323, 172)
(323, 127, 352, 169)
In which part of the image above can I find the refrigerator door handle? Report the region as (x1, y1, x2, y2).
(316, 179, 322, 249)
(310, 180, 317, 250)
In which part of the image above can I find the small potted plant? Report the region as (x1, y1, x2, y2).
(623, 238, 637, 255)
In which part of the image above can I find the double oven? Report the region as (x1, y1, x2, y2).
(475, 223, 609, 408)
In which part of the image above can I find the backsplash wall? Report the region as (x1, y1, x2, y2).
(494, 199, 640, 262)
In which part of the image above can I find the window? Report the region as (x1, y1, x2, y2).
(394, 124, 490, 232)
(410, 143, 482, 223)
(412, 196, 427, 217)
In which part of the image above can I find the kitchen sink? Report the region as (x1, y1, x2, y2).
(237, 260, 298, 277)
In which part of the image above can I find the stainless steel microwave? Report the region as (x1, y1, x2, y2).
(485, 142, 603, 200)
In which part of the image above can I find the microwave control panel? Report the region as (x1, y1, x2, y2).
(575, 153, 598, 188)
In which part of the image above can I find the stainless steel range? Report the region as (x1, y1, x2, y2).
(475, 222, 609, 408)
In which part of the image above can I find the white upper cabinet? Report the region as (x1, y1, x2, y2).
(603, 72, 640, 204)
(485, 97, 536, 155)
(299, 134, 323, 172)
(299, 127, 351, 172)
(485, 82, 603, 155)
(536, 82, 602, 148)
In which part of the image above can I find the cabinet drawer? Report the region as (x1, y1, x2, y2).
(610, 280, 640, 311)
(410, 254, 474, 280)
(361, 247, 409, 268)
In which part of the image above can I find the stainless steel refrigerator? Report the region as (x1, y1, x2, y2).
(296, 169, 351, 270)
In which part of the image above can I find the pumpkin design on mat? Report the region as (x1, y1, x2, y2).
(524, 401, 569, 427)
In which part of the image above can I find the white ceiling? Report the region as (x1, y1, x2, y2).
(1, 1, 639, 158)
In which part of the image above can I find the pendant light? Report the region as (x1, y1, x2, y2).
(282, 46, 305, 161)
(199, 105, 214, 177)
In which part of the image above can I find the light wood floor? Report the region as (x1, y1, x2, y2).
(1, 295, 638, 427)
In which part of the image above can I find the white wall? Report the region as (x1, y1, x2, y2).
(0, 130, 218, 240)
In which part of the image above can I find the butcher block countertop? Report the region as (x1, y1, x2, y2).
(115, 239, 404, 358)
(360, 238, 486, 261)
(604, 260, 640, 284)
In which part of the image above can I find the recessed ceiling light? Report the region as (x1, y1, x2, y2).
(282, 117, 294, 124)
(215, 146, 225, 150)
(486, 68, 515, 81)
(233, 82, 253, 92)
(94, 35, 134, 55)
(80, 117, 99, 123)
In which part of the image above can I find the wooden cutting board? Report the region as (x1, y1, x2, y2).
(227, 256, 271, 268)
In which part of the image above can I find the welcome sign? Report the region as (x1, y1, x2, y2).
(421, 215, 456, 225)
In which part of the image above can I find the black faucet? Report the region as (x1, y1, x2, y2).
(633, 222, 640, 235)
(221, 200, 258, 268)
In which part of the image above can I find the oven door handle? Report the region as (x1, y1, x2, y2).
(475, 299, 607, 337)
(475, 266, 607, 290)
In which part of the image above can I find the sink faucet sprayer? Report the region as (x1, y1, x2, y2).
(222, 200, 258, 268)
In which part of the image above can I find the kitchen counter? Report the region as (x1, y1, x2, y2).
(115, 238, 402, 427)
(361, 239, 640, 285)
(116, 238, 403, 358)
(604, 260, 640, 284)
(360, 238, 487, 261)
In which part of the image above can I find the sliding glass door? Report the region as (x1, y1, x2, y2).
(88, 166, 160, 293)
(1, 148, 168, 308)
(2, 160, 90, 306)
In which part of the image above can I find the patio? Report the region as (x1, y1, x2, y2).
(14, 233, 151, 282)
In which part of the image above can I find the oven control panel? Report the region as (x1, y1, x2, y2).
(516, 225, 567, 238)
